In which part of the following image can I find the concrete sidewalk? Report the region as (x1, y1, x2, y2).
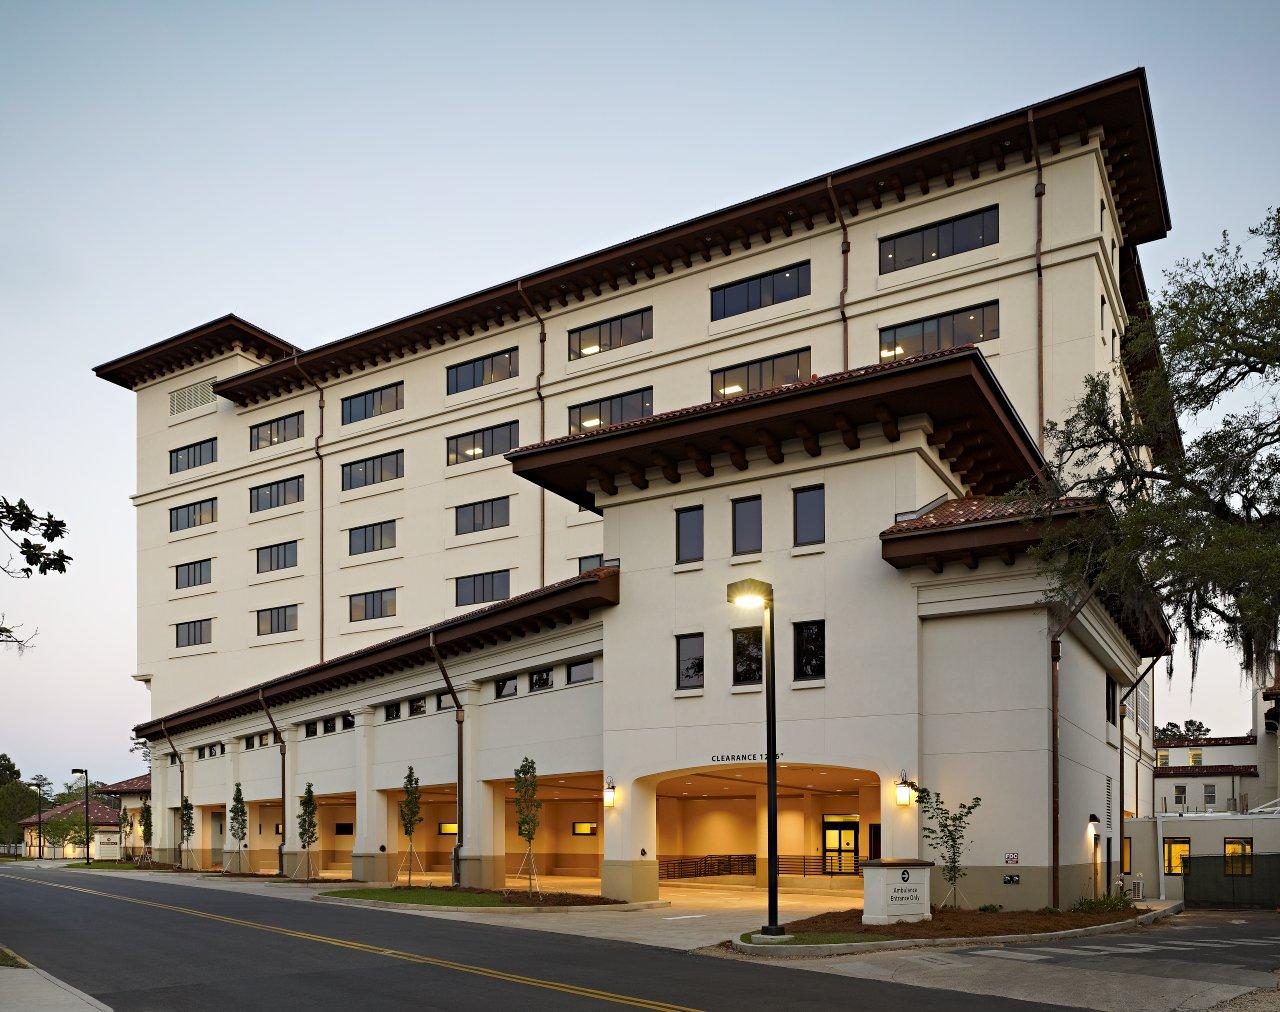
(0, 958, 109, 1011)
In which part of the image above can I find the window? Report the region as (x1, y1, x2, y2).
(455, 497, 509, 536)
(1163, 838, 1190, 876)
(170, 498, 217, 532)
(1174, 784, 1187, 806)
(437, 822, 458, 835)
(1100, 295, 1107, 333)
(170, 437, 217, 474)
(793, 620, 825, 681)
(175, 559, 211, 589)
(244, 735, 255, 750)
(250, 412, 303, 451)
(384, 703, 401, 721)
(249, 476, 304, 512)
(530, 669, 552, 692)
(495, 677, 517, 699)
(169, 753, 177, 766)
(1157, 749, 1170, 767)
(256, 541, 298, 574)
(732, 496, 762, 555)
(257, 605, 297, 636)
(1188, 748, 1203, 767)
(568, 388, 653, 434)
(1225, 838, 1253, 876)
(349, 521, 396, 555)
(733, 627, 763, 685)
(175, 619, 212, 648)
(304, 722, 317, 738)
(322, 717, 336, 734)
(793, 486, 825, 546)
(1105, 676, 1118, 726)
(170, 378, 215, 415)
(447, 422, 519, 465)
(879, 206, 998, 274)
(879, 302, 1000, 361)
(455, 570, 509, 606)
(408, 696, 427, 717)
(341, 713, 355, 730)
(676, 506, 704, 564)
(197, 746, 206, 759)
(1122, 835, 1132, 874)
(259, 733, 271, 747)
(712, 347, 811, 401)
(1204, 783, 1217, 807)
(676, 633, 705, 690)
(571, 822, 599, 836)
(334, 822, 354, 836)
(436, 691, 455, 711)
(341, 381, 403, 424)
(578, 554, 604, 574)
(569, 307, 652, 360)
(350, 588, 396, 621)
(567, 659, 594, 684)
(711, 261, 810, 321)
(341, 451, 403, 491)
(447, 347, 519, 393)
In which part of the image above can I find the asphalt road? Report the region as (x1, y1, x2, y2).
(0, 867, 1068, 1011)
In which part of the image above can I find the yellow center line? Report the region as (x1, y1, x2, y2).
(0, 873, 701, 1011)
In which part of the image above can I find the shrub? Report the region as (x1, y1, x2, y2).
(1070, 893, 1134, 914)
(978, 903, 1002, 913)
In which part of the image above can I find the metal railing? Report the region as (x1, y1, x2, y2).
(778, 853, 862, 876)
(658, 854, 756, 879)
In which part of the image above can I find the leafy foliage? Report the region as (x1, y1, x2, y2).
(41, 812, 78, 849)
(513, 757, 542, 896)
(906, 780, 981, 907)
(400, 766, 422, 840)
(0, 781, 38, 845)
(1071, 892, 1134, 914)
(0, 754, 19, 786)
(1156, 719, 1212, 741)
(297, 783, 318, 850)
(180, 796, 194, 846)
(1, 497, 72, 652)
(229, 783, 247, 845)
(140, 800, 152, 846)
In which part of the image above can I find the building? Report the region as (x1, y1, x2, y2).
(100, 70, 1174, 907)
(1154, 735, 1258, 814)
(20, 800, 121, 860)
(98, 774, 151, 857)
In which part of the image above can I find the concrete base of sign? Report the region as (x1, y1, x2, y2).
(749, 933, 795, 944)
(861, 858, 934, 925)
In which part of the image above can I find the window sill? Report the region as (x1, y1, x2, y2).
(168, 587, 217, 603)
(248, 504, 306, 525)
(565, 339, 656, 377)
(338, 481, 404, 505)
(445, 454, 510, 478)
(791, 544, 825, 558)
(731, 683, 763, 694)
(730, 553, 762, 566)
(673, 688, 704, 698)
(167, 524, 218, 544)
(449, 528, 518, 551)
(168, 646, 216, 660)
(340, 552, 405, 570)
(792, 679, 825, 690)
(341, 619, 403, 637)
(673, 561, 704, 574)
(874, 245, 1000, 292)
(250, 633, 305, 648)
(248, 569, 305, 587)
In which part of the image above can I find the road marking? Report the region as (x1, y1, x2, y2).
(967, 949, 1050, 961)
(0, 873, 699, 1011)
(1173, 940, 1235, 948)
(662, 915, 707, 920)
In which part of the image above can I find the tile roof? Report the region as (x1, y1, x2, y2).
(19, 798, 120, 827)
(97, 773, 150, 795)
(1154, 764, 1259, 778)
(880, 495, 1097, 536)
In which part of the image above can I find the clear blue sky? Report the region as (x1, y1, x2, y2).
(1, 1, 1276, 784)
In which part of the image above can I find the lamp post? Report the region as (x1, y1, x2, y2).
(24, 780, 45, 859)
(727, 577, 783, 937)
(71, 768, 90, 866)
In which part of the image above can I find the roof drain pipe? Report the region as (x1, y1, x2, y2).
(292, 352, 326, 662)
(159, 720, 185, 870)
(517, 279, 548, 587)
(825, 176, 851, 372)
(429, 630, 465, 888)
(258, 689, 287, 877)
(1116, 654, 1161, 896)
(1027, 109, 1046, 453)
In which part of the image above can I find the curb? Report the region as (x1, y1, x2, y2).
(729, 902, 1184, 958)
(314, 894, 671, 915)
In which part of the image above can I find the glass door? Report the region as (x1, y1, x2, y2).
(822, 816, 860, 874)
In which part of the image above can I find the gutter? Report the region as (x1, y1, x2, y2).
(258, 689, 287, 876)
(292, 353, 326, 661)
(825, 176, 851, 371)
(429, 630, 465, 887)
(517, 280, 548, 586)
(1027, 109, 1046, 453)
(159, 720, 184, 868)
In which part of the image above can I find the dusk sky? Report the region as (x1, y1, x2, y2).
(2, 1, 1276, 786)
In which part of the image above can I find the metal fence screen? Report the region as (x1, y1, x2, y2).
(1184, 852, 1280, 908)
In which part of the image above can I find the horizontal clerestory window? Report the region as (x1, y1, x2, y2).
(341, 451, 403, 491)
(341, 381, 403, 424)
(455, 570, 510, 606)
(446, 422, 518, 465)
(256, 540, 298, 573)
(879, 206, 998, 274)
(455, 497, 509, 535)
(349, 520, 396, 555)
(256, 604, 298, 636)
(711, 348, 810, 401)
(568, 387, 652, 435)
(170, 438, 217, 474)
(175, 559, 211, 589)
(711, 262, 810, 322)
(447, 347, 519, 394)
(350, 588, 396, 622)
(249, 476, 304, 512)
(170, 498, 217, 532)
(249, 411, 304, 450)
(568, 307, 653, 361)
(175, 619, 212, 648)
(879, 302, 999, 362)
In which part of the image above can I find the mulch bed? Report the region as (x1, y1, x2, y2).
(786, 905, 1141, 939)
(397, 885, 623, 906)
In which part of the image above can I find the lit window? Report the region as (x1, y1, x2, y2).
(879, 206, 998, 274)
(447, 422, 519, 465)
(879, 303, 999, 362)
(1188, 749, 1203, 767)
(711, 262, 810, 321)
(569, 307, 652, 360)
(1163, 838, 1190, 876)
(568, 388, 652, 434)
(169, 437, 217, 474)
(1225, 837, 1253, 876)
(711, 348, 810, 401)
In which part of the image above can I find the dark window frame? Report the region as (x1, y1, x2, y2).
(793, 620, 826, 681)
(495, 676, 517, 699)
(175, 618, 212, 648)
(1105, 676, 1119, 726)
(878, 205, 998, 275)
(340, 451, 403, 491)
(529, 669, 553, 692)
(711, 261, 811, 322)
(249, 476, 304, 513)
(578, 554, 604, 574)
(169, 437, 218, 474)
(568, 387, 653, 434)
(454, 497, 510, 536)
(304, 722, 317, 738)
(676, 505, 704, 564)
(732, 495, 763, 556)
(1225, 837, 1254, 876)
(732, 626, 763, 685)
(349, 588, 396, 622)
(249, 411, 304, 451)
(256, 540, 298, 574)
(384, 703, 401, 721)
(256, 604, 298, 636)
(568, 307, 653, 361)
(1163, 837, 1190, 876)
(349, 520, 396, 555)
(170, 498, 217, 532)
(446, 422, 519, 466)
(566, 659, 594, 684)
(175, 558, 212, 590)
(455, 570, 510, 606)
(341, 381, 404, 425)
(879, 302, 1000, 362)
(676, 633, 705, 690)
(711, 347, 811, 402)
(792, 485, 825, 547)
(408, 696, 427, 717)
(447, 347, 519, 394)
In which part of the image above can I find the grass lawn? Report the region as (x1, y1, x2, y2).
(772, 904, 1141, 942)
(321, 885, 622, 907)
(78, 860, 144, 871)
(0, 946, 27, 968)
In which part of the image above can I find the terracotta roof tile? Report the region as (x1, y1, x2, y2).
(98, 773, 150, 795)
(880, 495, 1097, 536)
(19, 799, 120, 827)
(1154, 764, 1259, 778)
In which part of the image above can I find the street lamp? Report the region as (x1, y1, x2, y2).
(23, 780, 46, 859)
(71, 768, 90, 866)
(727, 577, 783, 937)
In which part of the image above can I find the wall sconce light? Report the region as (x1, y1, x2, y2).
(603, 777, 616, 808)
(895, 771, 913, 807)
(1088, 813, 1101, 826)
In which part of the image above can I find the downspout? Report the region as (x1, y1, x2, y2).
(825, 176, 851, 372)
(292, 353, 326, 661)
(160, 720, 184, 868)
(258, 689, 287, 877)
(1117, 655, 1161, 894)
(1027, 110, 1046, 452)
(517, 280, 548, 586)
(429, 630, 464, 887)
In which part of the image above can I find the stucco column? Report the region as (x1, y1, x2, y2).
(280, 726, 303, 876)
(601, 776, 658, 901)
(181, 748, 207, 868)
(459, 779, 506, 889)
(151, 757, 171, 862)
(352, 706, 390, 883)
(222, 737, 245, 872)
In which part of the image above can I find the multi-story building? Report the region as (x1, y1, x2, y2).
(97, 70, 1172, 908)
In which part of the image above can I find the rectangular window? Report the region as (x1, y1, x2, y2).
(676, 506, 704, 564)
(447, 347, 519, 394)
(568, 307, 653, 361)
(676, 633, 705, 690)
(170, 498, 217, 532)
(578, 554, 604, 574)
(495, 676, 517, 699)
(793, 620, 825, 681)
(879, 206, 998, 274)
(244, 735, 255, 750)
(711, 261, 810, 322)
(322, 717, 336, 734)
(175, 559, 212, 590)
(1106, 676, 1118, 726)
(529, 669, 552, 692)
(249, 476, 304, 513)
(350, 588, 396, 622)
(1204, 784, 1217, 807)
(197, 746, 206, 759)
(732, 496, 762, 555)
(568, 387, 653, 434)
(793, 485, 825, 546)
(1122, 836, 1131, 874)
(455, 497, 509, 536)
(341, 381, 403, 424)
(384, 703, 401, 721)
(175, 619, 212, 648)
(249, 412, 303, 451)
(733, 627, 763, 685)
(259, 733, 271, 747)
(567, 659, 595, 684)
(436, 691, 455, 711)
(1156, 749, 1169, 767)
(1188, 748, 1203, 767)
(1225, 837, 1253, 876)
(304, 722, 317, 738)
(341, 451, 403, 491)
(334, 822, 354, 836)
(712, 347, 811, 401)
(1163, 838, 1190, 876)
(879, 302, 1000, 362)
(349, 521, 396, 555)
(170, 437, 217, 474)
(1174, 784, 1187, 806)
(447, 422, 519, 465)
(571, 822, 599, 836)
(455, 570, 509, 606)
(256, 541, 298, 574)
(437, 822, 458, 835)
(256, 605, 297, 636)
(169, 753, 177, 765)
(408, 696, 427, 717)
(341, 713, 355, 730)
